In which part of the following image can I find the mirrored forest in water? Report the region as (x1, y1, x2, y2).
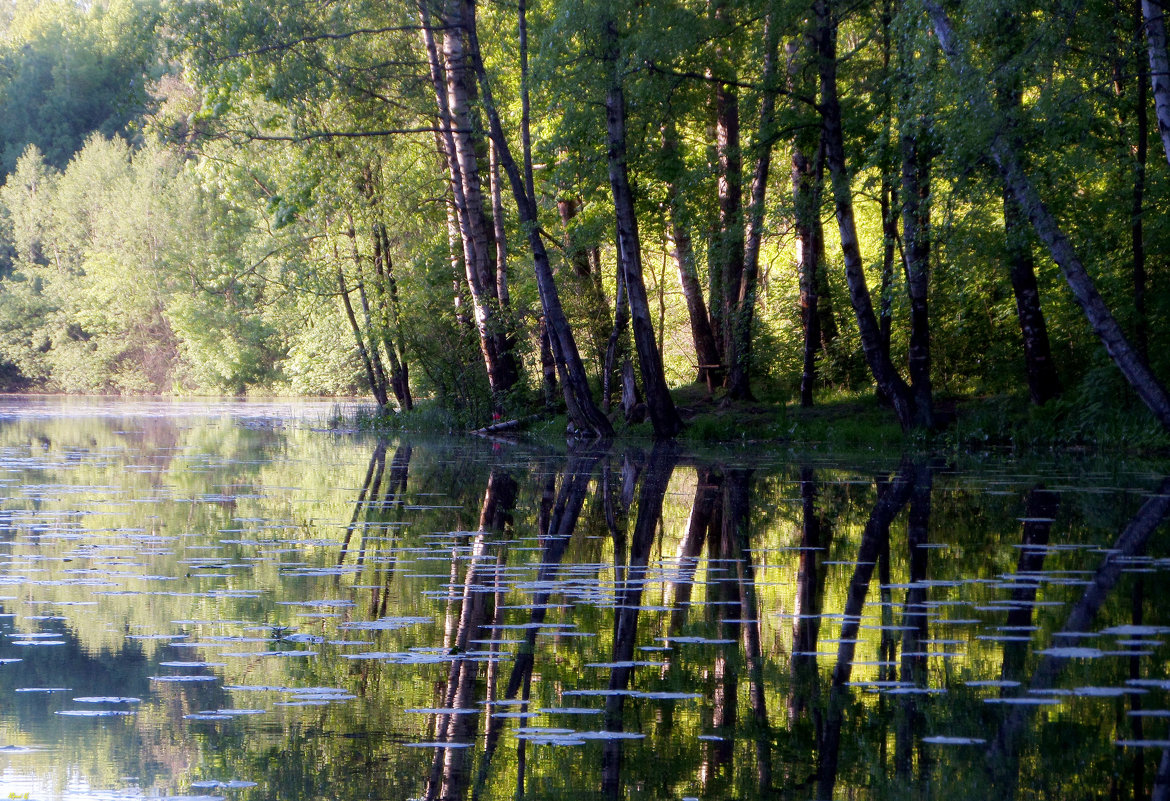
(0, 402, 1168, 799)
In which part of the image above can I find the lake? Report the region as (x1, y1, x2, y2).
(0, 397, 1167, 800)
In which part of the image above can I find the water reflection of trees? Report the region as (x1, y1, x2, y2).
(7, 426, 1170, 801)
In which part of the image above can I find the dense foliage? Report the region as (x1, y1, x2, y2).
(0, 0, 1167, 437)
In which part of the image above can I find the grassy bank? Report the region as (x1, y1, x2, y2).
(357, 384, 1170, 456)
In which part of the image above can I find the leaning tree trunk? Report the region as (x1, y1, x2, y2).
(603, 17, 683, 439)
(461, 0, 613, 438)
(925, 0, 1170, 429)
(815, 0, 918, 429)
(1142, 0, 1170, 167)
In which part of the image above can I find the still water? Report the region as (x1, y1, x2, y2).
(0, 397, 1168, 800)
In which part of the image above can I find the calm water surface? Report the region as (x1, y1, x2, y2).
(0, 397, 1168, 800)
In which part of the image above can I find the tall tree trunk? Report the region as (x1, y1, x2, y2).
(1130, 0, 1151, 359)
(877, 1, 898, 369)
(899, 36, 934, 428)
(925, 0, 1170, 429)
(344, 218, 392, 408)
(816, 229, 840, 352)
(603, 18, 684, 439)
(993, 74, 1062, 405)
(603, 270, 630, 413)
(558, 196, 614, 375)
(371, 220, 413, 410)
(337, 264, 388, 408)
(663, 124, 722, 388)
(713, 55, 743, 370)
(877, 182, 897, 363)
(539, 316, 557, 408)
(1142, 0, 1170, 166)
(790, 37, 824, 408)
(1004, 186, 1062, 405)
(419, 0, 518, 406)
(461, 0, 613, 438)
(436, 148, 471, 329)
(795, 141, 823, 408)
(518, 0, 536, 205)
(816, 0, 919, 429)
(489, 137, 510, 309)
(727, 9, 782, 400)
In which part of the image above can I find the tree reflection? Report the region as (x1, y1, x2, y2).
(424, 465, 518, 801)
(790, 464, 833, 731)
(602, 443, 678, 798)
(815, 459, 918, 801)
(988, 478, 1170, 797)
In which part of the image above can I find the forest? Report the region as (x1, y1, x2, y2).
(0, 0, 1168, 441)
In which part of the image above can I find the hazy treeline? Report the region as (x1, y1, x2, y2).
(0, 0, 1168, 436)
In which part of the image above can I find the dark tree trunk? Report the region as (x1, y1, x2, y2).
(663, 125, 722, 388)
(488, 137, 510, 309)
(878, 1, 898, 370)
(794, 142, 823, 408)
(603, 268, 630, 413)
(791, 35, 825, 408)
(727, 10, 781, 400)
(371, 221, 413, 410)
(556, 197, 594, 279)
(878, 181, 896, 365)
(460, 0, 613, 438)
(926, 0, 1170, 430)
(603, 18, 683, 439)
(714, 82, 743, 372)
(816, 0, 918, 429)
(816, 232, 840, 352)
(558, 195, 614, 374)
(337, 265, 388, 408)
(1132, 0, 1151, 359)
(539, 315, 557, 409)
(344, 219, 393, 407)
(900, 72, 934, 428)
(1004, 187, 1062, 405)
(994, 78, 1062, 406)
